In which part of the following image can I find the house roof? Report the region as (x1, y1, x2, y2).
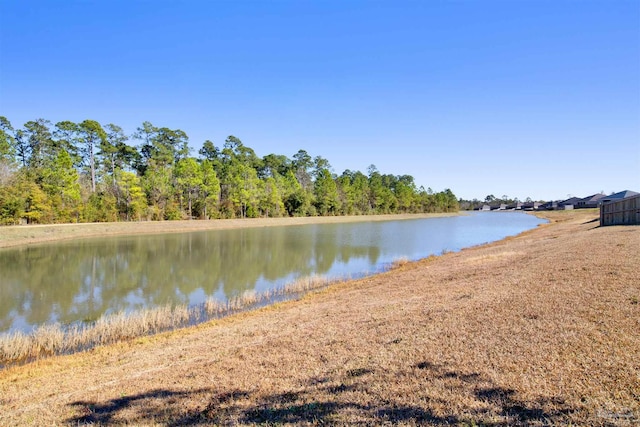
(578, 193, 606, 203)
(601, 190, 639, 201)
(559, 197, 581, 205)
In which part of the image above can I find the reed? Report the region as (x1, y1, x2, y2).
(0, 331, 31, 363)
(0, 274, 341, 367)
(390, 256, 410, 269)
(32, 323, 65, 356)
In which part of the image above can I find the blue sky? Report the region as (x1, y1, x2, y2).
(1, 0, 638, 201)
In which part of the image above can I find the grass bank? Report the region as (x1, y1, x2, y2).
(0, 209, 638, 426)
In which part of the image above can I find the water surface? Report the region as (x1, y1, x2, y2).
(0, 212, 545, 334)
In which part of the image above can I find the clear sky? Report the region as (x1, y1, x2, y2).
(1, 0, 638, 201)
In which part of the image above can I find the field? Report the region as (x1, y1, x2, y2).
(0, 209, 638, 425)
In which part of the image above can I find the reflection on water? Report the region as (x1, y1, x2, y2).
(0, 212, 545, 334)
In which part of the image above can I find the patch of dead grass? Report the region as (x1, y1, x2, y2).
(461, 250, 522, 265)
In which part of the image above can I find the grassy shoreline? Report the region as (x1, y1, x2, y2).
(0, 212, 458, 249)
(0, 275, 343, 367)
(1, 209, 638, 425)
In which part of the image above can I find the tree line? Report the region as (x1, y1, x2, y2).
(0, 117, 458, 224)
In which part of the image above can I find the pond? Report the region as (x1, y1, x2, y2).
(0, 212, 546, 334)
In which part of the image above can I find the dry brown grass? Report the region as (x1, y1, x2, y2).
(0, 209, 638, 426)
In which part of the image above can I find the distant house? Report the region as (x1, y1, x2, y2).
(539, 201, 556, 210)
(484, 203, 508, 210)
(477, 203, 523, 211)
(561, 197, 581, 206)
(523, 202, 541, 210)
(576, 193, 606, 209)
(540, 200, 573, 210)
(556, 197, 581, 210)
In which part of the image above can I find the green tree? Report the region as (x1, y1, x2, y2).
(22, 119, 55, 173)
(53, 121, 81, 167)
(133, 121, 158, 173)
(259, 153, 291, 179)
(442, 189, 459, 211)
(12, 129, 29, 167)
(352, 171, 371, 214)
(0, 184, 23, 224)
(292, 149, 313, 191)
(0, 167, 24, 225)
(0, 116, 16, 162)
(154, 127, 190, 165)
(223, 135, 259, 168)
(23, 181, 51, 224)
(282, 170, 309, 216)
(83, 192, 118, 222)
(200, 159, 220, 219)
(199, 140, 220, 163)
(218, 136, 261, 218)
(41, 150, 81, 222)
(101, 124, 132, 177)
(175, 157, 203, 219)
(0, 117, 18, 215)
(78, 120, 107, 193)
(118, 171, 146, 221)
(312, 156, 331, 179)
(394, 175, 416, 213)
(368, 166, 385, 213)
(227, 162, 260, 218)
(142, 161, 174, 220)
(260, 176, 284, 217)
(133, 122, 189, 178)
(336, 170, 356, 215)
(314, 168, 339, 215)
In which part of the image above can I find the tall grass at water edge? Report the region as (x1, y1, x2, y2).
(0, 274, 340, 367)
